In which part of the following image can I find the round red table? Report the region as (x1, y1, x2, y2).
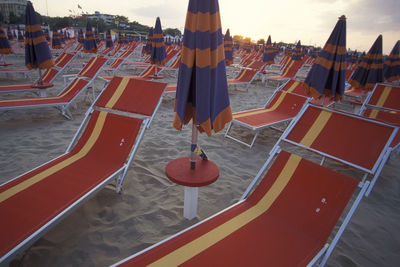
(166, 157, 219, 219)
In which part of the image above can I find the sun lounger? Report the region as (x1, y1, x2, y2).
(227, 68, 261, 91)
(272, 104, 398, 196)
(112, 149, 369, 267)
(0, 68, 31, 79)
(225, 90, 309, 148)
(266, 58, 306, 82)
(99, 64, 165, 83)
(0, 56, 108, 119)
(0, 76, 167, 265)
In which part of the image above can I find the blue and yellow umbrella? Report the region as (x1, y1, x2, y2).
(78, 28, 84, 44)
(304, 15, 347, 100)
(106, 29, 113, 48)
(0, 26, 13, 55)
(351, 50, 358, 64)
(349, 35, 383, 91)
(292, 40, 302, 61)
(83, 20, 97, 53)
(7, 26, 13, 41)
(151, 17, 166, 66)
(24, 1, 54, 70)
(224, 29, 233, 66)
(263, 35, 275, 65)
(144, 28, 153, 55)
(17, 27, 24, 42)
(44, 29, 50, 42)
(173, 0, 232, 169)
(383, 40, 399, 82)
(51, 27, 62, 49)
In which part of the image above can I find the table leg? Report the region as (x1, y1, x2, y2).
(184, 186, 198, 220)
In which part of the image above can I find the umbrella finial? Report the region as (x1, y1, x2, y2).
(339, 15, 346, 20)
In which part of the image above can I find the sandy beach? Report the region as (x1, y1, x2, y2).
(0, 49, 399, 267)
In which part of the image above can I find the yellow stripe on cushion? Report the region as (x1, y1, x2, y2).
(0, 112, 107, 203)
(141, 65, 154, 77)
(370, 86, 391, 119)
(80, 57, 98, 76)
(105, 77, 130, 109)
(55, 54, 68, 67)
(149, 153, 302, 266)
(281, 60, 295, 77)
(233, 92, 287, 119)
(299, 110, 332, 147)
(286, 81, 299, 92)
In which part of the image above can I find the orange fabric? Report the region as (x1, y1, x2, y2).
(119, 150, 358, 266)
(286, 106, 394, 170)
(0, 111, 142, 259)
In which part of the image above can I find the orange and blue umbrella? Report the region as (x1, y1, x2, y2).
(349, 35, 383, 90)
(383, 40, 399, 82)
(24, 1, 54, 70)
(144, 28, 153, 55)
(173, 0, 232, 136)
(311, 48, 319, 59)
(351, 50, 358, 64)
(292, 40, 302, 61)
(304, 15, 347, 100)
(0, 26, 13, 54)
(7, 26, 13, 40)
(52, 27, 62, 49)
(263, 35, 275, 64)
(44, 29, 50, 42)
(224, 29, 233, 66)
(151, 17, 166, 65)
(17, 27, 24, 42)
(83, 20, 97, 53)
(78, 28, 84, 44)
(106, 29, 113, 48)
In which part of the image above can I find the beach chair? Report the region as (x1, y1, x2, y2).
(272, 104, 398, 196)
(99, 64, 165, 83)
(0, 67, 31, 79)
(0, 56, 108, 119)
(0, 53, 75, 95)
(227, 68, 261, 91)
(266, 58, 306, 83)
(102, 49, 134, 74)
(112, 148, 369, 267)
(0, 76, 167, 265)
(225, 89, 309, 148)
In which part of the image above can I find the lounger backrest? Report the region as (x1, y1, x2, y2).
(366, 84, 400, 111)
(41, 68, 59, 83)
(95, 76, 167, 116)
(284, 104, 397, 172)
(265, 91, 308, 116)
(54, 53, 74, 68)
(279, 79, 306, 96)
(78, 56, 107, 79)
(139, 65, 155, 78)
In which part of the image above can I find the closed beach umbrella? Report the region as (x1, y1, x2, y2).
(224, 29, 233, 66)
(44, 29, 50, 42)
(144, 28, 153, 55)
(24, 1, 54, 84)
(0, 25, 13, 65)
(351, 50, 358, 64)
(383, 40, 399, 82)
(263, 35, 275, 65)
(78, 28, 84, 44)
(349, 35, 383, 91)
(304, 15, 347, 101)
(151, 17, 166, 67)
(173, 0, 232, 169)
(7, 26, 13, 40)
(292, 40, 302, 61)
(83, 20, 97, 53)
(106, 29, 113, 48)
(51, 27, 62, 49)
(17, 27, 24, 42)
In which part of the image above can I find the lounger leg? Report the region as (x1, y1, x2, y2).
(365, 149, 391, 197)
(184, 187, 198, 220)
(61, 106, 73, 120)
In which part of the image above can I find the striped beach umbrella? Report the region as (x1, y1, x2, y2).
(83, 20, 97, 53)
(117, 32, 124, 44)
(173, 0, 232, 170)
(17, 27, 24, 42)
(286, 46, 292, 57)
(349, 35, 383, 91)
(7, 26, 13, 40)
(292, 40, 302, 61)
(24, 1, 54, 85)
(351, 50, 358, 64)
(151, 17, 166, 67)
(52, 27, 62, 49)
(106, 29, 113, 48)
(44, 29, 50, 41)
(224, 29, 233, 66)
(383, 40, 399, 82)
(311, 48, 319, 59)
(0, 26, 13, 55)
(78, 28, 84, 44)
(304, 15, 347, 101)
(263, 35, 275, 65)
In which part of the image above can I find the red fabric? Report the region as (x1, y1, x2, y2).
(77, 56, 107, 78)
(234, 92, 307, 127)
(54, 53, 74, 68)
(286, 106, 394, 170)
(95, 76, 166, 116)
(0, 111, 143, 259)
(228, 69, 258, 84)
(120, 150, 358, 266)
(368, 84, 400, 111)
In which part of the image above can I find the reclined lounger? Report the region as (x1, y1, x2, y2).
(0, 77, 167, 265)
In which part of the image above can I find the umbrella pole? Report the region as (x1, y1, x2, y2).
(190, 121, 198, 170)
(37, 68, 43, 85)
(320, 95, 325, 105)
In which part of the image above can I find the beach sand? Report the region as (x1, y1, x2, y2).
(0, 50, 399, 266)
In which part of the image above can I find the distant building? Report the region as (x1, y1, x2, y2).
(85, 11, 114, 25)
(0, 0, 27, 22)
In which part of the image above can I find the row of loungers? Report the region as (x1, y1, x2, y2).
(1, 76, 398, 265)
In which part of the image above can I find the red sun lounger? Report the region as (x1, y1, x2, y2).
(227, 68, 260, 91)
(273, 104, 398, 196)
(112, 150, 368, 267)
(0, 76, 167, 265)
(225, 91, 309, 148)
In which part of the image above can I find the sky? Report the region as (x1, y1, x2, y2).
(33, 0, 399, 54)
